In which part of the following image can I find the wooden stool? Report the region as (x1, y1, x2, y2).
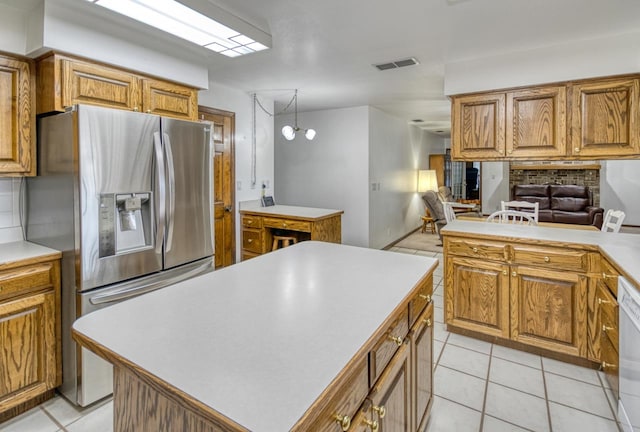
(272, 235, 297, 251)
(421, 215, 435, 234)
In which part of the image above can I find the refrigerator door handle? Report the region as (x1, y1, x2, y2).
(153, 132, 166, 254)
(163, 133, 176, 252)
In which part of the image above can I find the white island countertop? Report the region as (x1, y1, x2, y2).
(442, 220, 640, 288)
(239, 204, 343, 220)
(72, 241, 437, 431)
(0, 240, 61, 269)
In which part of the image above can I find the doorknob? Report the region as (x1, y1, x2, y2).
(224, 205, 233, 212)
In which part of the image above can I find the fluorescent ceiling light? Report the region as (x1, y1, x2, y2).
(85, 0, 271, 57)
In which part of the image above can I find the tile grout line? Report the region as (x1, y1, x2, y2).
(595, 369, 621, 425)
(478, 343, 493, 432)
(541, 357, 554, 432)
(39, 406, 68, 432)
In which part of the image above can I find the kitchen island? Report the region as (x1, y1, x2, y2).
(72, 241, 437, 431)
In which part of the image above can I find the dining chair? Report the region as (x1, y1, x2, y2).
(501, 200, 539, 223)
(486, 210, 537, 225)
(442, 202, 457, 223)
(601, 209, 626, 233)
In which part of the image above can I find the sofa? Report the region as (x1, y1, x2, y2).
(512, 184, 604, 229)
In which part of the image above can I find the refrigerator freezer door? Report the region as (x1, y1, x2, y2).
(161, 118, 214, 269)
(78, 106, 163, 290)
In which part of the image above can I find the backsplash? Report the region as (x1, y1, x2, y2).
(0, 178, 24, 243)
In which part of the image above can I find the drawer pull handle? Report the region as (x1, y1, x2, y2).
(602, 324, 614, 333)
(512, 271, 517, 277)
(247, 239, 253, 243)
(362, 418, 379, 432)
(544, 256, 550, 263)
(283, 223, 287, 228)
(597, 298, 611, 305)
(472, 247, 478, 253)
(334, 414, 351, 431)
(389, 335, 404, 346)
(247, 220, 253, 224)
(602, 361, 616, 370)
(602, 272, 615, 280)
(372, 405, 386, 418)
(423, 318, 432, 327)
(419, 294, 431, 302)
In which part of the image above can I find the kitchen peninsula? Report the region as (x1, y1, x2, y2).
(72, 241, 437, 431)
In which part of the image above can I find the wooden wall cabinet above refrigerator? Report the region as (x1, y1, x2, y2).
(451, 75, 640, 161)
(0, 52, 35, 176)
(36, 53, 199, 121)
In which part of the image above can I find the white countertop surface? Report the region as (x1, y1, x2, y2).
(442, 220, 640, 287)
(0, 240, 60, 267)
(73, 241, 437, 431)
(240, 204, 343, 219)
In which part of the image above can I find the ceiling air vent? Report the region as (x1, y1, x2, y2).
(374, 57, 419, 71)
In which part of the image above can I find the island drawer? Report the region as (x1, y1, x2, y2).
(445, 238, 506, 261)
(314, 357, 368, 432)
(242, 229, 263, 254)
(409, 275, 433, 328)
(0, 262, 55, 301)
(263, 217, 311, 232)
(369, 308, 409, 384)
(601, 258, 619, 296)
(510, 245, 588, 272)
(241, 215, 262, 228)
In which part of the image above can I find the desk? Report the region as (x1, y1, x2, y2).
(240, 205, 343, 260)
(456, 214, 599, 231)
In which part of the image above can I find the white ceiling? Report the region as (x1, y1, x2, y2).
(5, 0, 640, 136)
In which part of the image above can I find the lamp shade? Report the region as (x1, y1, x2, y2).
(418, 170, 438, 192)
(305, 129, 316, 140)
(282, 125, 295, 140)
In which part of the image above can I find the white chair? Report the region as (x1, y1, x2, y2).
(442, 202, 457, 223)
(601, 209, 625, 233)
(486, 210, 537, 225)
(501, 200, 539, 223)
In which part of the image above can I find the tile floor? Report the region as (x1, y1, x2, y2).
(1, 247, 621, 432)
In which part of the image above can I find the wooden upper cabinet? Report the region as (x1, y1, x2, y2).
(452, 92, 505, 159)
(506, 86, 567, 158)
(0, 53, 35, 176)
(570, 77, 639, 157)
(142, 79, 198, 120)
(37, 53, 199, 120)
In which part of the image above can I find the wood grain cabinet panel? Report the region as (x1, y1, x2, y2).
(446, 257, 510, 338)
(142, 79, 198, 120)
(0, 53, 34, 176)
(369, 343, 411, 432)
(570, 77, 640, 157)
(506, 86, 567, 158)
(411, 304, 433, 432)
(452, 92, 506, 159)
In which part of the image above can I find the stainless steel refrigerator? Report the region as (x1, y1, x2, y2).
(26, 104, 214, 406)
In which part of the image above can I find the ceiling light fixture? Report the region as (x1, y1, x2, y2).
(281, 90, 316, 141)
(84, 0, 271, 57)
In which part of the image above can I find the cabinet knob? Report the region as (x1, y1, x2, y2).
(511, 271, 517, 277)
(544, 256, 550, 263)
(472, 247, 478, 253)
(388, 335, 404, 346)
(247, 220, 253, 224)
(602, 324, 614, 333)
(372, 405, 386, 418)
(247, 239, 253, 243)
(423, 318, 432, 327)
(502, 270, 507, 276)
(133, 106, 139, 112)
(362, 418, 379, 432)
(146, 109, 152, 113)
(602, 272, 614, 280)
(574, 147, 580, 153)
(597, 297, 611, 305)
(334, 414, 351, 431)
(419, 294, 431, 302)
(283, 223, 287, 228)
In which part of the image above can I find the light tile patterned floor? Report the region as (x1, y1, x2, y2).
(1, 248, 621, 432)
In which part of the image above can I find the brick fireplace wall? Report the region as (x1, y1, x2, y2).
(509, 166, 600, 207)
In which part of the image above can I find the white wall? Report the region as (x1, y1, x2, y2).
(481, 162, 510, 215)
(199, 84, 275, 260)
(601, 160, 640, 226)
(369, 108, 428, 249)
(274, 106, 370, 247)
(445, 31, 640, 95)
(0, 4, 29, 53)
(0, 179, 24, 243)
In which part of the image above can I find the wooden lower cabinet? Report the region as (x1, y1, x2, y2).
(0, 258, 61, 421)
(369, 343, 411, 432)
(411, 304, 433, 432)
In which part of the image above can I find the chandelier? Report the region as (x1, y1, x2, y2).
(281, 89, 316, 141)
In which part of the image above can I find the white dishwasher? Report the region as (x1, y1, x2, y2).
(618, 276, 640, 432)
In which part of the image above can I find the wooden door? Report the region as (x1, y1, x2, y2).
(411, 304, 433, 432)
(198, 107, 235, 268)
(510, 266, 587, 357)
(570, 77, 640, 157)
(428, 154, 445, 189)
(370, 343, 411, 432)
(506, 86, 567, 158)
(0, 54, 34, 175)
(446, 257, 510, 338)
(0, 291, 57, 411)
(451, 92, 506, 160)
(142, 79, 198, 120)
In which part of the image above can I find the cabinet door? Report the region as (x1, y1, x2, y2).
(61, 59, 141, 111)
(0, 55, 34, 175)
(510, 266, 587, 357)
(446, 257, 510, 338)
(570, 77, 640, 157)
(0, 291, 57, 411)
(142, 79, 198, 120)
(411, 304, 433, 432)
(452, 93, 505, 159)
(369, 343, 411, 432)
(506, 86, 567, 158)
